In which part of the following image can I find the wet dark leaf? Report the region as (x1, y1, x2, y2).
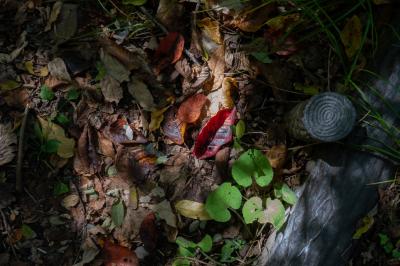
(139, 213, 158, 251)
(154, 32, 185, 74)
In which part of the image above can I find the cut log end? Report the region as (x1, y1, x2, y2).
(286, 92, 356, 142)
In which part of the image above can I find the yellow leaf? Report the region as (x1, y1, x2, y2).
(222, 77, 238, 108)
(0, 80, 20, 91)
(175, 200, 211, 221)
(24, 60, 35, 75)
(340, 15, 362, 59)
(39, 66, 49, 77)
(353, 216, 374, 239)
(37, 116, 75, 158)
(149, 106, 169, 132)
(198, 18, 223, 45)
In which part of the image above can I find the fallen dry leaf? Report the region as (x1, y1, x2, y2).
(47, 57, 71, 81)
(103, 240, 139, 266)
(149, 106, 169, 132)
(266, 144, 287, 170)
(154, 32, 185, 74)
(151, 200, 177, 228)
(198, 17, 223, 44)
(100, 75, 123, 104)
(177, 93, 208, 124)
(103, 118, 147, 144)
(38, 116, 75, 158)
(162, 108, 186, 144)
(115, 146, 156, 183)
(175, 200, 211, 221)
(97, 132, 115, 158)
(128, 77, 156, 111)
(193, 108, 236, 159)
(61, 194, 80, 209)
(74, 125, 101, 175)
(230, 4, 276, 32)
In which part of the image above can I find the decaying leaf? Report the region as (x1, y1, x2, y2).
(0, 124, 17, 166)
(266, 144, 287, 169)
(177, 94, 208, 124)
(139, 212, 158, 251)
(100, 75, 123, 104)
(103, 240, 139, 266)
(175, 200, 211, 221)
(74, 125, 101, 175)
(128, 77, 156, 111)
(54, 3, 78, 43)
(156, 0, 184, 32)
(340, 15, 362, 58)
(97, 132, 115, 158)
(222, 77, 238, 109)
(207, 45, 225, 92)
(61, 194, 80, 209)
(45, 1, 63, 31)
(0, 80, 20, 91)
(193, 108, 236, 159)
(154, 32, 185, 74)
(103, 118, 147, 144)
(260, 198, 285, 229)
(115, 146, 156, 183)
(162, 108, 186, 145)
(48, 57, 71, 81)
(100, 48, 130, 83)
(198, 17, 223, 44)
(149, 106, 169, 132)
(230, 4, 276, 32)
(151, 200, 177, 227)
(38, 116, 75, 158)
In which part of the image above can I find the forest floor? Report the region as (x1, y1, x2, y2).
(0, 0, 399, 265)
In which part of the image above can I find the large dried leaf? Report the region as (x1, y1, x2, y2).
(54, 3, 78, 43)
(100, 75, 123, 104)
(38, 117, 75, 158)
(103, 240, 139, 266)
(230, 4, 276, 32)
(154, 32, 185, 74)
(115, 146, 156, 183)
(151, 200, 177, 227)
(74, 125, 101, 175)
(193, 108, 236, 159)
(100, 48, 130, 83)
(198, 17, 223, 44)
(97, 132, 115, 158)
(175, 200, 211, 221)
(177, 94, 208, 124)
(127, 77, 156, 111)
(162, 108, 186, 144)
(48, 57, 71, 81)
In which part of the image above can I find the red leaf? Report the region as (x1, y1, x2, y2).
(193, 108, 236, 159)
(177, 94, 208, 124)
(139, 212, 158, 251)
(103, 240, 139, 266)
(154, 32, 185, 73)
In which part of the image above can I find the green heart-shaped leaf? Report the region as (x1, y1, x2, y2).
(205, 182, 242, 222)
(274, 184, 297, 205)
(242, 196, 263, 224)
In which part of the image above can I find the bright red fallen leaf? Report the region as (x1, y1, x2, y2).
(154, 32, 185, 74)
(139, 212, 158, 251)
(177, 93, 208, 124)
(193, 108, 236, 159)
(103, 240, 139, 266)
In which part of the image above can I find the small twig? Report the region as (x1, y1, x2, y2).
(16, 104, 30, 193)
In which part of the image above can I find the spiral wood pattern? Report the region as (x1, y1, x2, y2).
(286, 92, 356, 142)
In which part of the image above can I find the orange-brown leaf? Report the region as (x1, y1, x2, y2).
(154, 32, 185, 73)
(103, 240, 139, 266)
(177, 94, 208, 124)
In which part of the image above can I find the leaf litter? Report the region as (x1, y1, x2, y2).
(0, 0, 386, 265)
